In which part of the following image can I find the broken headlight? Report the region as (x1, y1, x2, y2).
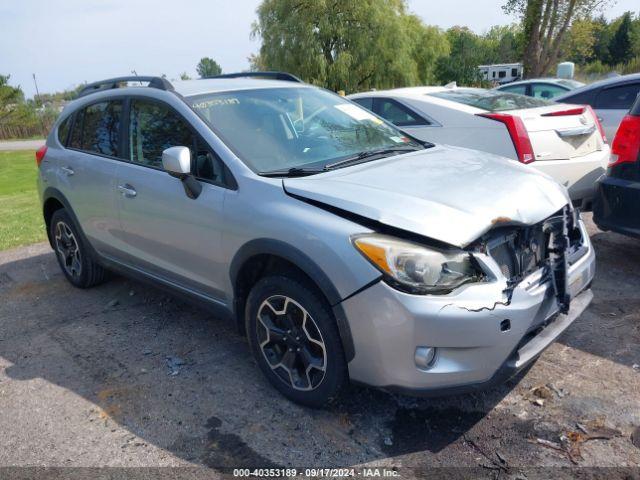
(352, 234, 484, 294)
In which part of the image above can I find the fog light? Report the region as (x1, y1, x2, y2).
(414, 346, 437, 370)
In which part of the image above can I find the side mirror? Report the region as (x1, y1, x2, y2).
(161, 146, 202, 199)
(162, 146, 191, 176)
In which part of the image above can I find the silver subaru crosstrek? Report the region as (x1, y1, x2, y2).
(37, 73, 595, 407)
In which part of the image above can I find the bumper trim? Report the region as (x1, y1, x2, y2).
(382, 288, 593, 398)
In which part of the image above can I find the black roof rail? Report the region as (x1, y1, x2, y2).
(77, 76, 174, 98)
(207, 71, 303, 83)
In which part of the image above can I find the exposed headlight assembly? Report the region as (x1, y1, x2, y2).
(352, 234, 484, 294)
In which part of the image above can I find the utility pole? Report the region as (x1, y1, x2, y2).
(32, 73, 47, 137)
(32, 73, 41, 106)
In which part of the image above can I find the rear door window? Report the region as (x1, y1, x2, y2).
(595, 84, 640, 110)
(81, 101, 123, 157)
(68, 110, 84, 149)
(67, 101, 123, 156)
(373, 98, 429, 126)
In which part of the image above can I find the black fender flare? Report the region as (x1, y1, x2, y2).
(229, 238, 355, 361)
(42, 187, 98, 257)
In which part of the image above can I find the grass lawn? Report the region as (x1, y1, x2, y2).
(0, 150, 46, 250)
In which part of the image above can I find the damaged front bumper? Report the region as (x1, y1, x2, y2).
(342, 219, 595, 395)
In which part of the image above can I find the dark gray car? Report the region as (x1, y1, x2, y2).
(555, 73, 640, 142)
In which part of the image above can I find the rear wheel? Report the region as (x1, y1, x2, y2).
(50, 209, 107, 288)
(246, 275, 347, 407)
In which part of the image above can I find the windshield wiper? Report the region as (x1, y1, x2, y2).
(324, 147, 421, 171)
(258, 167, 325, 178)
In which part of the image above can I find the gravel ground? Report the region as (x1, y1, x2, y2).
(0, 214, 638, 479)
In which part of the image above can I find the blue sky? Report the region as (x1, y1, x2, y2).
(1, 0, 638, 98)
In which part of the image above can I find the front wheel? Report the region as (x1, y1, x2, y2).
(245, 275, 347, 408)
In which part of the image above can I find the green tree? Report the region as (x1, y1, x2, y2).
(504, 0, 614, 78)
(483, 25, 523, 63)
(0, 75, 27, 126)
(608, 12, 633, 64)
(196, 57, 222, 78)
(401, 15, 450, 84)
(252, 0, 430, 92)
(591, 15, 612, 64)
(435, 27, 485, 85)
(565, 18, 598, 64)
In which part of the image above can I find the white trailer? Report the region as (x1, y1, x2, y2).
(478, 63, 523, 84)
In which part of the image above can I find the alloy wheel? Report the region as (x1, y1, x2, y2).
(256, 295, 327, 391)
(54, 221, 82, 278)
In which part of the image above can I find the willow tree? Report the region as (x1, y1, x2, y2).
(504, 0, 613, 77)
(251, 0, 439, 92)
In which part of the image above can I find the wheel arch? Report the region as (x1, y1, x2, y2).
(230, 239, 355, 362)
(42, 188, 95, 256)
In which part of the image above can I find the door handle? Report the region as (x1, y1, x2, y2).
(117, 184, 137, 198)
(61, 166, 75, 176)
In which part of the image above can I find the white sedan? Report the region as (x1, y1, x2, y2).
(348, 86, 610, 210)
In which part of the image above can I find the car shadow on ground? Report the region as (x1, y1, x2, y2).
(0, 250, 531, 469)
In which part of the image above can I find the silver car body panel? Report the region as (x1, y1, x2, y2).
(284, 145, 570, 247)
(39, 78, 596, 394)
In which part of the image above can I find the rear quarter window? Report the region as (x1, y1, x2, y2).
(374, 98, 429, 126)
(351, 97, 373, 111)
(57, 115, 72, 146)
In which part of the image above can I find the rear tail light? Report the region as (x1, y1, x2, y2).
(35, 145, 48, 167)
(609, 114, 640, 168)
(478, 113, 535, 163)
(541, 107, 586, 117)
(586, 106, 607, 143)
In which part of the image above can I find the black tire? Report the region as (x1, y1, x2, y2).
(245, 275, 347, 408)
(50, 209, 107, 288)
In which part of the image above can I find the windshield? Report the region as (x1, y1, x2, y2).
(429, 88, 554, 112)
(188, 87, 421, 174)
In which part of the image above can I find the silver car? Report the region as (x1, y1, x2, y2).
(37, 73, 595, 407)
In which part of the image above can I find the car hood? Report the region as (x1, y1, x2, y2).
(283, 145, 570, 247)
